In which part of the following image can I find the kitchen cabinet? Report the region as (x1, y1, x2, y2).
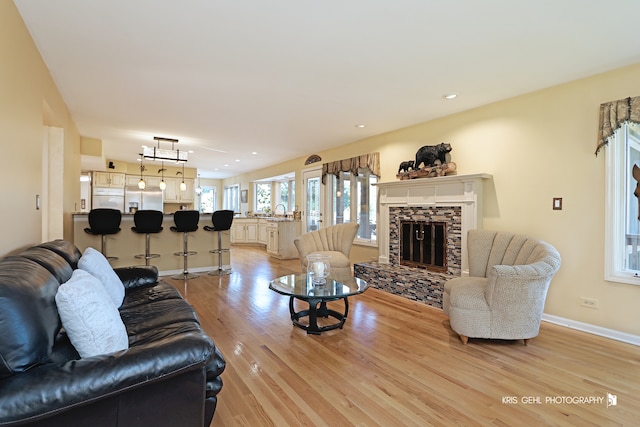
(258, 219, 267, 245)
(126, 175, 141, 187)
(146, 176, 161, 187)
(231, 219, 259, 244)
(266, 224, 279, 254)
(125, 175, 162, 188)
(266, 220, 301, 259)
(93, 172, 125, 188)
(163, 178, 194, 203)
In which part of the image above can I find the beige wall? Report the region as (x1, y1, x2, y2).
(227, 64, 640, 336)
(3, 0, 639, 335)
(0, 1, 80, 254)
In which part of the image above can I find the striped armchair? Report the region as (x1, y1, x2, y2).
(443, 229, 561, 345)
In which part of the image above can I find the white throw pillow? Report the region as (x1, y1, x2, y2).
(78, 247, 125, 307)
(55, 269, 129, 358)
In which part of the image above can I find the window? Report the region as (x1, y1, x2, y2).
(605, 121, 640, 284)
(276, 178, 295, 211)
(255, 182, 271, 213)
(198, 186, 216, 213)
(224, 185, 239, 213)
(328, 169, 377, 244)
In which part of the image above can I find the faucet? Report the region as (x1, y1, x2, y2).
(275, 204, 287, 216)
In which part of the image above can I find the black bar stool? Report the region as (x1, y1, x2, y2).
(131, 210, 164, 266)
(171, 210, 200, 280)
(204, 210, 234, 276)
(84, 208, 122, 261)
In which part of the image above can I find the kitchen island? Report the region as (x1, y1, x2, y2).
(73, 212, 230, 275)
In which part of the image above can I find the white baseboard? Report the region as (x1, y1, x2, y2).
(542, 314, 640, 347)
(159, 265, 232, 277)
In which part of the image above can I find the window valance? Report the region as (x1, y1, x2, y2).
(321, 152, 380, 184)
(596, 96, 640, 155)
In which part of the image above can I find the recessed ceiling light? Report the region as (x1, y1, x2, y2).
(355, 124, 365, 128)
(235, 159, 240, 162)
(252, 151, 258, 155)
(442, 93, 458, 100)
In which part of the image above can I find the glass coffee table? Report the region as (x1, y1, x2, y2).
(269, 274, 368, 335)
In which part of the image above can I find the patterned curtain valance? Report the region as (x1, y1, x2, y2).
(321, 152, 380, 184)
(596, 96, 640, 155)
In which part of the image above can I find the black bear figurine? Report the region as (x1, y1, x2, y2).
(415, 143, 452, 169)
(398, 160, 414, 173)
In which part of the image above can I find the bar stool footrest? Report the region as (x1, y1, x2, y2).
(208, 268, 232, 276)
(171, 272, 199, 280)
(173, 251, 197, 257)
(135, 253, 160, 259)
(209, 249, 231, 254)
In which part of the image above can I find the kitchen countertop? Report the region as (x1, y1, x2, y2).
(234, 216, 299, 222)
(73, 212, 213, 216)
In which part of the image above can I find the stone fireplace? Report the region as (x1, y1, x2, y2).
(354, 173, 490, 308)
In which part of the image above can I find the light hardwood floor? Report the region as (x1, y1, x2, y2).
(164, 246, 640, 426)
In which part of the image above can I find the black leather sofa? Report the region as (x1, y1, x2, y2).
(0, 240, 225, 427)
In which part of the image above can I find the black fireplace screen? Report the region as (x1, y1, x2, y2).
(400, 221, 447, 271)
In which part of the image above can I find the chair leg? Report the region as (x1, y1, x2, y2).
(102, 234, 118, 261)
(135, 233, 159, 265)
(209, 231, 231, 276)
(144, 233, 151, 266)
(459, 334, 469, 345)
(172, 232, 198, 280)
(524, 338, 530, 346)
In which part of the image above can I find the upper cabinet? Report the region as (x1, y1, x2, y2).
(125, 175, 162, 188)
(93, 172, 125, 188)
(163, 178, 194, 203)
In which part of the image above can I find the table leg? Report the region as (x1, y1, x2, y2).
(289, 297, 349, 334)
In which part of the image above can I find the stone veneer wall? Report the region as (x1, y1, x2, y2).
(354, 206, 462, 308)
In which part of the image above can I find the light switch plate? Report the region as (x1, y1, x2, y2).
(553, 197, 562, 210)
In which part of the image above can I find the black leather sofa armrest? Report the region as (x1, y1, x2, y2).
(114, 265, 159, 289)
(0, 331, 215, 425)
(206, 346, 226, 382)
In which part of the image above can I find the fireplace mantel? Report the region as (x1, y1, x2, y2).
(375, 173, 492, 274)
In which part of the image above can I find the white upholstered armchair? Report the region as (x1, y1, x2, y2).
(294, 223, 359, 277)
(443, 229, 561, 345)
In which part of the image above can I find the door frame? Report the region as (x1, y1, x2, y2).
(301, 167, 323, 233)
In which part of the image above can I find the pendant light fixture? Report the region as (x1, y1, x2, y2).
(145, 137, 187, 162)
(180, 162, 187, 191)
(159, 161, 166, 190)
(138, 154, 146, 189)
(195, 173, 202, 195)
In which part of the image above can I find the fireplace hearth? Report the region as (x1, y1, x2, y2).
(354, 173, 490, 308)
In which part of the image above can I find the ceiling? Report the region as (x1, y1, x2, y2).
(14, 0, 640, 179)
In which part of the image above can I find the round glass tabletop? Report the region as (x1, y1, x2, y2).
(269, 273, 368, 300)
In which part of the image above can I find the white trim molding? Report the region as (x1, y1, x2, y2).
(542, 314, 640, 347)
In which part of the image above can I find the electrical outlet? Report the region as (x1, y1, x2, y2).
(580, 297, 598, 309)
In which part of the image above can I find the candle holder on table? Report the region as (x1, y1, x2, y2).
(306, 254, 331, 286)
